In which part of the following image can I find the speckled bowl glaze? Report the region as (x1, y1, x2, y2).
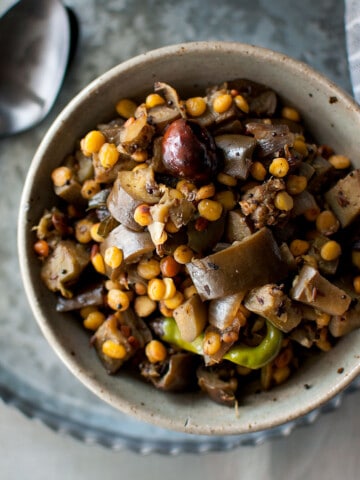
(18, 42, 360, 436)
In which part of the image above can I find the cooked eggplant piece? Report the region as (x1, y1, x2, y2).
(290, 265, 351, 315)
(239, 178, 288, 229)
(215, 134, 255, 179)
(244, 284, 302, 333)
(187, 213, 225, 253)
(227, 78, 278, 117)
(329, 301, 360, 337)
(100, 224, 155, 266)
(208, 292, 245, 331)
(187, 228, 289, 300)
(150, 187, 195, 229)
(117, 166, 161, 204)
(271, 117, 304, 135)
(279, 242, 297, 270)
(96, 215, 119, 238)
(91, 316, 131, 373)
(325, 169, 360, 227)
(41, 240, 90, 297)
(291, 190, 319, 217)
(92, 308, 151, 374)
(212, 119, 243, 135)
(76, 152, 94, 183)
(56, 283, 104, 312)
(93, 150, 136, 184)
(148, 82, 184, 131)
(308, 234, 339, 275)
(147, 105, 181, 132)
(197, 366, 237, 406)
(154, 81, 185, 115)
(97, 118, 125, 144)
(141, 352, 198, 392)
(290, 322, 317, 348)
(107, 176, 143, 231)
(307, 155, 334, 192)
(173, 294, 207, 342)
(225, 210, 252, 243)
(119, 114, 155, 153)
(54, 179, 86, 207)
(298, 161, 315, 181)
(246, 122, 294, 158)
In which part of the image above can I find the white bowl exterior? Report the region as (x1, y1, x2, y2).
(18, 42, 360, 435)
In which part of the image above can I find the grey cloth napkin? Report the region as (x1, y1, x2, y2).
(345, 0, 360, 102)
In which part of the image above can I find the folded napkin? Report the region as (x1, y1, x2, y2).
(345, 0, 360, 102)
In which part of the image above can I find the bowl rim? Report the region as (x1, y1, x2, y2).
(18, 41, 360, 435)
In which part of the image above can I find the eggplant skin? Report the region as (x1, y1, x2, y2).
(187, 228, 289, 300)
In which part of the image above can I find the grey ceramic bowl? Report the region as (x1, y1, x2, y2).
(18, 42, 360, 436)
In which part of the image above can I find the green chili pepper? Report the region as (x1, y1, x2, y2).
(160, 317, 283, 369)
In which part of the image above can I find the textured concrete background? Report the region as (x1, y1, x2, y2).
(0, 0, 358, 478)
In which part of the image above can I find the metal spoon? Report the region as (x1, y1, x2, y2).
(0, 0, 76, 137)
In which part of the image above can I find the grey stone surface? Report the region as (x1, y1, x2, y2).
(0, 0, 354, 452)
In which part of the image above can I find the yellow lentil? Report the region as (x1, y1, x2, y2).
(75, 218, 93, 244)
(289, 239, 310, 256)
(163, 291, 184, 309)
(81, 130, 106, 155)
(98, 143, 119, 169)
(83, 311, 106, 330)
(134, 295, 157, 317)
(115, 98, 137, 119)
(133, 203, 152, 227)
(197, 199, 223, 221)
(147, 278, 166, 301)
(353, 276, 360, 294)
(293, 139, 308, 157)
(185, 97, 207, 117)
(212, 93, 233, 113)
(274, 191, 294, 211)
(90, 223, 104, 243)
(316, 210, 340, 235)
(131, 150, 148, 162)
(81, 179, 101, 199)
(328, 154, 351, 170)
(203, 331, 222, 356)
(214, 190, 236, 211)
(163, 277, 177, 300)
(173, 245, 194, 264)
(183, 285, 198, 299)
(51, 166, 73, 187)
(91, 252, 106, 274)
(104, 246, 123, 269)
(137, 258, 161, 280)
(145, 93, 165, 109)
(250, 161, 267, 181)
(269, 157, 290, 178)
(216, 172, 237, 187)
(80, 306, 98, 319)
(234, 94, 250, 113)
(107, 289, 130, 311)
(286, 175, 307, 195)
(281, 106, 301, 122)
(195, 184, 216, 201)
(145, 340, 167, 363)
(102, 340, 127, 359)
(320, 240, 341, 261)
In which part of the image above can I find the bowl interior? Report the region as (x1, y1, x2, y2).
(18, 42, 360, 435)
